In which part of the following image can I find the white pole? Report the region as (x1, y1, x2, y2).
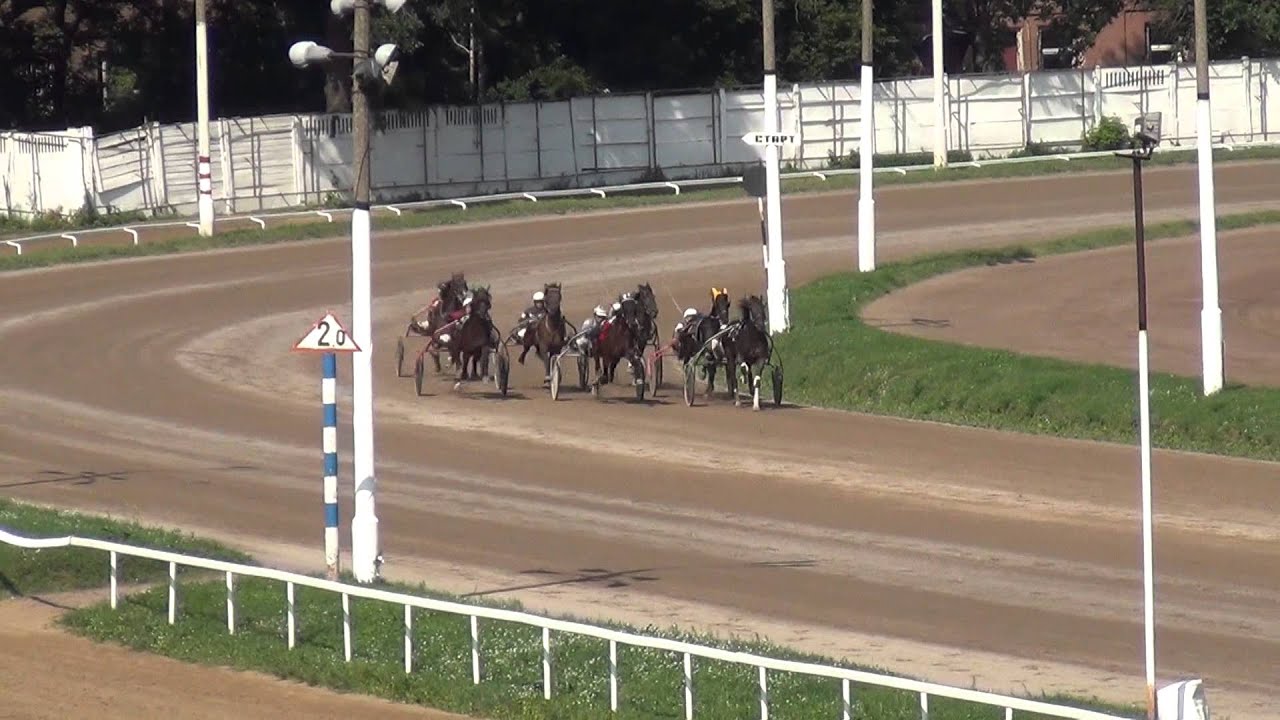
(1138, 327, 1156, 718)
(195, 0, 214, 236)
(762, 0, 789, 333)
(350, 203, 379, 582)
(350, 0, 380, 584)
(857, 0, 875, 272)
(931, 0, 946, 167)
(1194, 0, 1224, 395)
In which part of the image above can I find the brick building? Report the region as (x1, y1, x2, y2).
(1005, 3, 1178, 71)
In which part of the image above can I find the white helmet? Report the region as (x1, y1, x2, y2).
(463, 294, 473, 306)
(683, 308, 697, 318)
(612, 301, 622, 311)
(594, 305, 608, 318)
(532, 290, 545, 302)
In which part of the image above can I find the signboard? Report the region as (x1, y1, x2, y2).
(741, 132, 797, 147)
(294, 312, 361, 353)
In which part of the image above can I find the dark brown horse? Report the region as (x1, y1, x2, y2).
(594, 294, 646, 394)
(517, 282, 572, 383)
(408, 272, 468, 372)
(443, 285, 495, 385)
(723, 294, 772, 408)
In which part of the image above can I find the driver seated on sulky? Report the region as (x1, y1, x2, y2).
(575, 304, 611, 353)
(516, 290, 547, 341)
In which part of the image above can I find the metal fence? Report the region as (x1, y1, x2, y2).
(2, 57, 1276, 219)
(0, 527, 1128, 720)
(4, 137, 1276, 259)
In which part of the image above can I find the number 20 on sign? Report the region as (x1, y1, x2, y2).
(294, 312, 361, 353)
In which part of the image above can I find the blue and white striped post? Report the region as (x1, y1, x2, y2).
(323, 352, 340, 580)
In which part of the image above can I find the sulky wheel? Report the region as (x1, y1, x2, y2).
(414, 354, 426, 396)
(396, 337, 406, 377)
(577, 355, 589, 390)
(550, 357, 563, 401)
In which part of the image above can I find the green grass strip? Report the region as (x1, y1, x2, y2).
(773, 209, 1280, 461)
(0, 497, 249, 597)
(4, 145, 1278, 273)
(61, 573, 1140, 719)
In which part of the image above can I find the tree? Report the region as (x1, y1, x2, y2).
(1140, 0, 1280, 61)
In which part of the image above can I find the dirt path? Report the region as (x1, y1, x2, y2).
(0, 592, 470, 720)
(2, 162, 1279, 719)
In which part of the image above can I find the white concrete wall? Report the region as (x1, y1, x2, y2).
(3, 57, 1276, 218)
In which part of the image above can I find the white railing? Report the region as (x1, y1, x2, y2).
(0, 527, 1130, 720)
(4, 137, 1276, 258)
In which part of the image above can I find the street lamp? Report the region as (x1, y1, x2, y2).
(1115, 111, 1162, 720)
(289, 0, 406, 584)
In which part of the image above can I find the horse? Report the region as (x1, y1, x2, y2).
(594, 295, 647, 392)
(408, 272, 468, 372)
(518, 282, 572, 383)
(632, 282, 659, 350)
(722, 294, 773, 408)
(680, 287, 732, 393)
(443, 285, 496, 386)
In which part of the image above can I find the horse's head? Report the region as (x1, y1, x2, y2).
(636, 282, 658, 319)
(542, 282, 562, 315)
(738, 295, 768, 333)
(469, 285, 492, 318)
(710, 287, 730, 322)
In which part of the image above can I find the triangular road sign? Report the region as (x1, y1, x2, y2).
(294, 312, 361, 353)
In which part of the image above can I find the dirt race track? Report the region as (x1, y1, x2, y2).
(2, 161, 1279, 719)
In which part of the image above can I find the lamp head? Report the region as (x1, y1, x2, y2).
(1134, 112, 1162, 150)
(289, 41, 334, 69)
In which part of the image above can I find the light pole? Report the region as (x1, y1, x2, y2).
(195, 0, 214, 236)
(290, 0, 405, 584)
(856, 0, 875, 272)
(1116, 112, 1163, 720)
(931, 0, 946, 167)
(761, 0, 789, 333)
(1194, 0, 1224, 395)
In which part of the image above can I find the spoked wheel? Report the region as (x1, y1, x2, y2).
(396, 337, 406, 377)
(682, 362, 696, 407)
(549, 357, 563, 401)
(652, 344, 664, 389)
(414, 354, 426, 396)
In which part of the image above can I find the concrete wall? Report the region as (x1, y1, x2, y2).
(2, 57, 1275, 218)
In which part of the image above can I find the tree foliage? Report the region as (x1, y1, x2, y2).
(0, 0, 1147, 132)
(1141, 0, 1280, 62)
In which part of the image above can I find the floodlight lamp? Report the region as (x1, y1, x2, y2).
(373, 44, 399, 67)
(289, 41, 334, 69)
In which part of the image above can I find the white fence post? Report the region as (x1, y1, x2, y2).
(683, 652, 693, 720)
(758, 666, 768, 720)
(843, 678, 852, 720)
(403, 604, 413, 673)
(167, 561, 176, 624)
(286, 581, 296, 649)
(609, 639, 618, 712)
(471, 614, 481, 684)
(108, 551, 118, 609)
(342, 592, 352, 662)
(921, 690, 929, 719)
(542, 626, 552, 700)
(225, 571, 235, 634)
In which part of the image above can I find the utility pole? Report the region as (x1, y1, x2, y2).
(931, 0, 946, 167)
(1194, 0, 1224, 395)
(761, 0, 789, 333)
(349, 0, 380, 584)
(857, 0, 875, 271)
(195, 0, 214, 236)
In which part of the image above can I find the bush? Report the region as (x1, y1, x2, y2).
(1008, 141, 1071, 158)
(1081, 115, 1131, 151)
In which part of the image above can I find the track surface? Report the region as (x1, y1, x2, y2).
(3, 162, 1279, 718)
(867, 225, 1280, 386)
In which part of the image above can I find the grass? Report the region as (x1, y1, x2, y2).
(4, 144, 1278, 273)
(61, 572, 1142, 720)
(774, 208, 1280, 461)
(0, 497, 249, 597)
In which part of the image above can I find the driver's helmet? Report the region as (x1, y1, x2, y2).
(611, 301, 622, 312)
(593, 304, 608, 318)
(532, 290, 545, 303)
(683, 308, 698, 319)
(462, 294, 473, 307)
